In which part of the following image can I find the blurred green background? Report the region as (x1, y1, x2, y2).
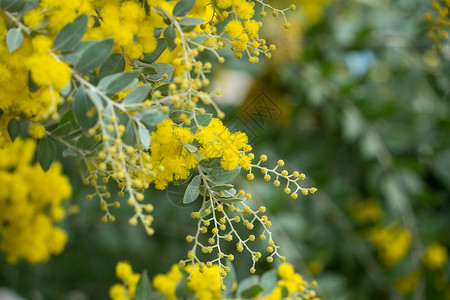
(1, 0, 449, 299)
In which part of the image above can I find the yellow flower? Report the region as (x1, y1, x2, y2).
(0, 138, 71, 263)
(29, 123, 46, 139)
(424, 243, 448, 270)
(369, 224, 412, 267)
(225, 20, 244, 39)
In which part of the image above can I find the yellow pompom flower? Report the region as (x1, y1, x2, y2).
(224, 20, 244, 39)
(235, 1, 255, 20)
(0, 138, 71, 264)
(424, 243, 448, 270)
(29, 123, 46, 139)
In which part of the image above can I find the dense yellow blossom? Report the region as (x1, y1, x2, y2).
(195, 118, 252, 171)
(369, 224, 412, 267)
(349, 199, 383, 224)
(150, 263, 318, 300)
(153, 264, 222, 300)
(147, 118, 198, 190)
(394, 271, 421, 296)
(147, 118, 252, 189)
(110, 261, 141, 300)
(424, 243, 448, 270)
(265, 263, 319, 299)
(0, 138, 71, 263)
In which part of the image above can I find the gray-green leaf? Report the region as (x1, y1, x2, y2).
(135, 271, 152, 300)
(123, 84, 151, 105)
(0, 0, 25, 12)
(164, 24, 176, 51)
(209, 167, 241, 183)
(53, 14, 88, 52)
(98, 53, 126, 79)
(173, 0, 196, 17)
(97, 70, 140, 96)
(237, 276, 260, 298)
(6, 28, 23, 53)
(136, 109, 166, 128)
(183, 175, 200, 204)
(138, 124, 151, 149)
(73, 87, 98, 133)
(74, 38, 114, 73)
(222, 261, 236, 296)
(260, 268, 278, 296)
(179, 17, 204, 26)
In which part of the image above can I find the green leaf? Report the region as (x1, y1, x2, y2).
(164, 24, 176, 51)
(123, 84, 151, 105)
(183, 175, 200, 204)
(175, 268, 195, 299)
(237, 277, 261, 299)
(140, 38, 167, 64)
(154, 83, 169, 96)
(59, 40, 97, 64)
(209, 166, 241, 183)
(76, 134, 97, 150)
(211, 184, 234, 192)
(28, 71, 40, 92)
(141, 66, 158, 75)
(167, 182, 194, 207)
(281, 286, 289, 298)
(199, 201, 212, 218)
(122, 119, 137, 146)
(17, 0, 38, 18)
(60, 110, 77, 128)
(38, 137, 56, 171)
(97, 70, 140, 96)
(135, 271, 152, 300)
(260, 269, 278, 296)
(138, 124, 151, 149)
(136, 109, 166, 128)
(219, 197, 244, 204)
(51, 122, 73, 137)
(73, 87, 98, 133)
(183, 143, 197, 153)
(222, 261, 236, 296)
(0, 0, 25, 12)
(6, 28, 23, 53)
(147, 63, 174, 83)
(189, 113, 212, 132)
(53, 14, 88, 52)
(85, 89, 104, 109)
(74, 38, 114, 73)
(179, 17, 204, 26)
(62, 148, 77, 157)
(78, 159, 88, 179)
(98, 53, 126, 79)
(241, 285, 264, 299)
(7, 118, 20, 142)
(173, 0, 196, 17)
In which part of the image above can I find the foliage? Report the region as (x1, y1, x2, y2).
(1, 0, 449, 300)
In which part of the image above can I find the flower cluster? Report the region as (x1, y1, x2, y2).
(265, 263, 319, 300)
(109, 261, 141, 300)
(247, 155, 317, 198)
(0, 0, 318, 290)
(0, 138, 71, 263)
(425, 0, 450, 51)
(369, 224, 412, 267)
(110, 261, 320, 300)
(153, 263, 223, 300)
